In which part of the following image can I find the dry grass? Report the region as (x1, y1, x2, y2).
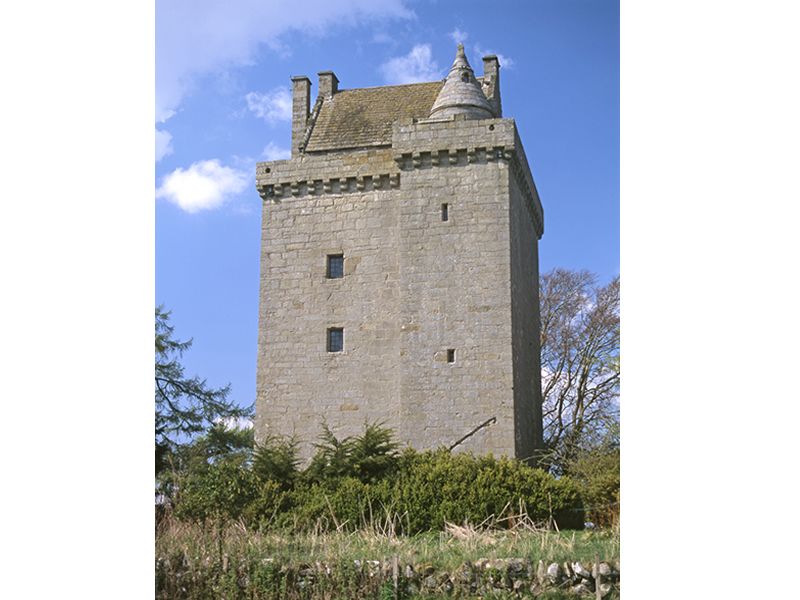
(156, 514, 619, 571)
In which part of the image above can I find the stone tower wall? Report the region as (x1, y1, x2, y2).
(255, 116, 542, 462)
(255, 149, 403, 458)
(508, 155, 543, 461)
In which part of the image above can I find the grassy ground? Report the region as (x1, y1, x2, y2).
(157, 519, 619, 570)
(156, 518, 619, 599)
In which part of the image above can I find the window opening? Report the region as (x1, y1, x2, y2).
(327, 328, 344, 352)
(327, 254, 344, 279)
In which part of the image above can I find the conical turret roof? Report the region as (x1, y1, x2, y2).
(429, 44, 495, 119)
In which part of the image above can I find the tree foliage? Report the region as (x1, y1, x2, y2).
(253, 434, 300, 490)
(155, 306, 252, 476)
(172, 422, 585, 533)
(539, 269, 620, 469)
(306, 421, 399, 484)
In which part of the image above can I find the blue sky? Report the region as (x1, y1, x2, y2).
(155, 0, 619, 412)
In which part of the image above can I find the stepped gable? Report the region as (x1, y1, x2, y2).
(304, 81, 444, 152)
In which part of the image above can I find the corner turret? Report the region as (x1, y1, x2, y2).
(429, 44, 495, 120)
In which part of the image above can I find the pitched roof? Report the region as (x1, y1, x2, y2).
(305, 81, 444, 152)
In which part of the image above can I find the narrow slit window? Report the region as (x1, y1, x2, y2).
(327, 254, 344, 279)
(327, 328, 344, 353)
(441, 203, 449, 222)
(447, 348, 456, 363)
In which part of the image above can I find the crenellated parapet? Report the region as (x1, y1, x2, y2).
(256, 148, 400, 201)
(256, 113, 543, 238)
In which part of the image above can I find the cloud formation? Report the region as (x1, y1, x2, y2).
(474, 44, 515, 69)
(246, 88, 293, 124)
(216, 416, 254, 431)
(156, 159, 249, 213)
(262, 142, 291, 161)
(156, 0, 413, 123)
(155, 128, 173, 162)
(448, 28, 468, 44)
(380, 44, 441, 84)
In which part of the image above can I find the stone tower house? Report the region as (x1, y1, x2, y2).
(255, 45, 545, 462)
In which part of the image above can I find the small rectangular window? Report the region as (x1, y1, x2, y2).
(327, 328, 344, 353)
(441, 203, 449, 221)
(447, 348, 456, 363)
(327, 254, 344, 279)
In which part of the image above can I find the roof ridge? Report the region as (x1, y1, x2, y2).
(334, 80, 443, 93)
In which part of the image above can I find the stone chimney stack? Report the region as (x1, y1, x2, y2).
(318, 71, 339, 99)
(482, 55, 502, 117)
(291, 76, 311, 157)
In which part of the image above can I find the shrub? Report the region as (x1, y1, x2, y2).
(349, 422, 399, 483)
(242, 479, 294, 529)
(305, 423, 356, 482)
(174, 459, 259, 523)
(565, 446, 619, 527)
(305, 421, 399, 484)
(389, 450, 584, 532)
(171, 422, 586, 533)
(286, 477, 394, 531)
(253, 434, 300, 490)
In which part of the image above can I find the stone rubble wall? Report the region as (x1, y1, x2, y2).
(158, 555, 621, 598)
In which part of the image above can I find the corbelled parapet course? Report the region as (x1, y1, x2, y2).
(255, 45, 545, 463)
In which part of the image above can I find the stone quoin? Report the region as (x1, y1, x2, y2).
(255, 44, 545, 462)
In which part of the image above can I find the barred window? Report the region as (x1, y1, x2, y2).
(327, 328, 344, 353)
(327, 254, 344, 279)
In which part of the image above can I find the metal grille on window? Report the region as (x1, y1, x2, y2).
(328, 328, 344, 352)
(327, 254, 344, 279)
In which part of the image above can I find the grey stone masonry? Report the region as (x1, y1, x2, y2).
(255, 45, 544, 462)
(290, 76, 310, 157)
(429, 43, 495, 120)
(317, 71, 339, 99)
(481, 55, 502, 117)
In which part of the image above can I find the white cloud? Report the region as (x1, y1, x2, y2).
(155, 128, 173, 162)
(380, 44, 441, 84)
(262, 142, 291, 161)
(216, 416, 254, 431)
(156, 159, 249, 213)
(246, 88, 292, 124)
(449, 28, 468, 44)
(474, 44, 515, 69)
(156, 0, 413, 123)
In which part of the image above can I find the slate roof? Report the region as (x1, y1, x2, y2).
(305, 81, 444, 152)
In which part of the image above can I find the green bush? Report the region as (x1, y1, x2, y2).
(285, 477, 393, 531)
(252, 448, 584, 533)
(175, 459, 260, 523)
(242, 479, 294, 528)
(171, 423, 585, 533)
(253, 434, 300, 490)
(565, 446, 619, 527)
(305, 421, 399, 484)
(388, 449, 584, 532)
